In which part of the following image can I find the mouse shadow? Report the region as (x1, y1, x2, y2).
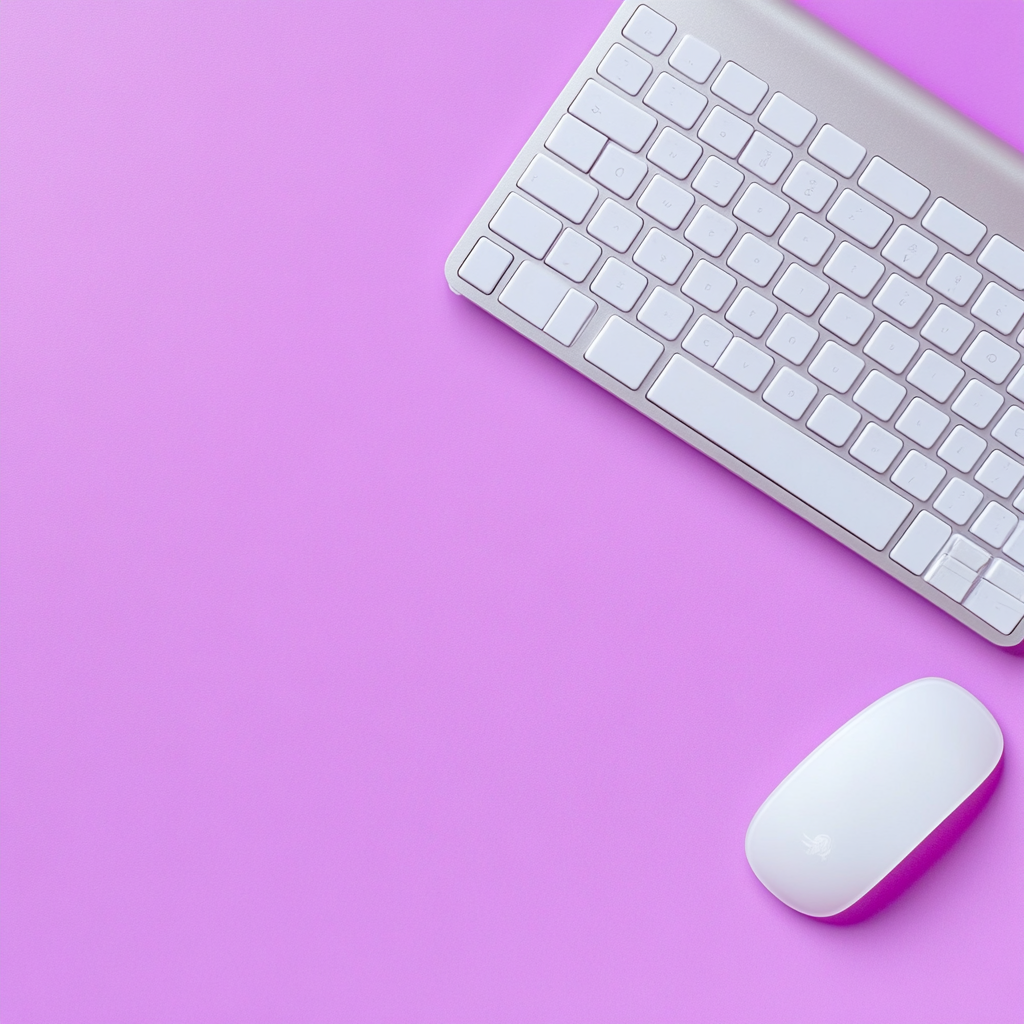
(815, 756, 1004, 926)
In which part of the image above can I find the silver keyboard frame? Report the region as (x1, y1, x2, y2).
(444, 0, 1024, 647)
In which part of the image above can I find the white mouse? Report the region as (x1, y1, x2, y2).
(745, 678, 1003, 919)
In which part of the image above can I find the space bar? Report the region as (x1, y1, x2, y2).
(647, 356, 912, 550)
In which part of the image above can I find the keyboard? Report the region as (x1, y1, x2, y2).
(444, 0, 1024, 646)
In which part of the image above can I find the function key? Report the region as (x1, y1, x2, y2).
(758, 93, 816, 147)
(808, 125, 866, 178)
(922, 198, 986, 255)
(710, 61, 768, 114)
(858, 157, 929, 218)
(978, 235, 1024, 290)
(669, 34, 720, 84)
(622, 5, 676, 56)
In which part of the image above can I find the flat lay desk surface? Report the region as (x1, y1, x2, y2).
(2, 2, 1022, 1021)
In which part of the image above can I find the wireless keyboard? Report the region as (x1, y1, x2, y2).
(444, 0, 1024, 646)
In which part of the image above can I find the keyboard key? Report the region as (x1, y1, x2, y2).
(1010, 366, 1024, 402)
(925, 553, 978, 602)
(724, 288, 777, 338)
(946, 534, 990, 572)
(933, 478, 983, 525)
(636, 174, 694, 228)
(637, 287, 693, 341)
(518, 154, 598, 222)
(591, 143, 648, 199)
(962, 331, 1020, 384)
(851, 423, 902, 473)
(779, 214, 834, 266)
(951, 378, 1003, 428)
(544, 289, 597, 346)
(684, 205, 737, 257)
(971, 503, 1018, 548)
(890, 511, 951, 574)
(895, 397, 948, 447)
(733, 183, 789, 235)
(646, 127, 702, 179)
(978, 236, 1024, 290)
(992, 406, 1024, 458)
(499, 260, 570, 327)
(591, 257, 648, 311)
(598, 43, 653, 96)
(716, 337, 773, 390)
(853, 370, 906, 421)
(920, 304, 973, 354)
(711, 62, 767, 114)
(864, 322, 918, 374)
(632, 228, 692, 285)
(873, 274, 931, 328)
(587, 199, 642, 252)
(773, 264, 829, 315)
(807, 395, 861, 445)
(809, 340, 864, 393)
(938, 425, 986, 472)
(458, 237, 513, 294)
(906, 350, 963, 403)
(738, 131, 792, 184)
(644, 72, 708, 130)
(681, 314, 732, 364)
(585, 316, 663, 388)
(984, 557, 1024, 600)
(858, 157, 929, 217)
(758, 92, 816, 146)
(881, 225, 938, 278)
(891, 451, 945, 500)
(823, 242, 884, 297)
(693, 156, 744, 206)
(727, 233, 784, 286)
(1006, 523, 1024, 565)
(623, 5, 676, 56)
(765, 313, 818, 364)
(820, 293, 873, 344)
(570, 80, 657, 152)
(825, 189, 892, 248)
(490, 193, 562, 258)
(545, 228, 601, 282)
(975, 449, 1024, 496)
(922, 198, 986, 256)
(669, 34, 720, 83)
(782, 161, 838, 213)
(963, 579, 1024, 634)
(809, 125, 866, 178)
(927, 253, 982, 306)
(647, 356, 912, 548)
(546, 114, 607, 173)
(697, 105, 754, 158)
(972, 282, 1024, 336)
(763, 367, 818, 419)
(682, 258, 736, 311)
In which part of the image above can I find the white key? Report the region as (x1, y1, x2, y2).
(1006, 522, 1024, 565)
(808, 125, 866, 178)
(632, 228, 692, 285)
(906, 350, 964, 403)
(853, 370, 906, 421)
(692, 156, 744, 206)
(499, 260, 569, 327)
(978, 236, 1024, 290)
(738, 131, 792, 184)
(864, 322, 918, 374)
(644, 72, 708, 130)
(773, 265, 829, 315)
(984, 557, 1024, 601)
(890, 511, 951, 574)
(545, 228, 601, 282)
(518, 154, 598, 223)
(873, 274, 932, 328)
(881, 225, 938, 278)
(733, 183, 789, 235)
(808, 340, 864, 393)
(825, 189, 892, 248)
(938, 425, 986, 473)
(946, 534, 990, 571)
(684, 205, 737, 257)
(972, 282, 1024, 336)
(895, 397, 948, 448)
(763, 367, 818, 419)
(891, 451, 945, 501)
(489, 193, 561, 258)
(598, 43, 653, 96)
(716, 337, 773, 390)
(727, 233, 784, 287)
(1010, 367, 1024, 402)
(585, 316, 663, 388)
(591, 143, 648, 199)
(647, 127, 702, 179)
(623, 5, 677, 57)
(807, 395, 861, 446)
(588, 199, 642, 252)
(972, 503, 1018, 548)
(820, 294, 873, 344)
(951, 378, 1003, 428)
(922, 199, 986, 256)
(962, 331, 1020, 384)
(544, 289, 597, 346)
(975, 450, 1024, 497)
(669, 34, 720, 83)
(765, 313, 818, 364)
(637, 287, 693, 341)
(782, 161, 838, 213)
(647, 356, 912, 548)
(851, 423, 903, 473)
(920, 304, 973, 354)
(823, 242, 884, 297)
(925, 554, 977, 602)
(724, 288, 777, 338)
(591, 257, 648, 311)
(570, 80, 657, 152)
(711, 62, 767, 114)
(636, 174, 694, 228)
(927, 254, 982, 307)
(681, 314, 732, 364)
(758, 93, 816, 146)
(858, 157, 929, 217)
(681, 259, 736, 311)
(779, 214, 835, 266)
(992, 406, 1024, 458)
(697, 105, 754, 158)
(963, 579, 1024, 634)
(458, 237, 512, 294)
(545, 114, 607, 173)
(933, 478, 984, 525)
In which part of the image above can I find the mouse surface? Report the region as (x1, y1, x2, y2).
(745, 678, 1003, 919)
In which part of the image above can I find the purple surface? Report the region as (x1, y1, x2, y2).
(1, 1, 1022, 1021)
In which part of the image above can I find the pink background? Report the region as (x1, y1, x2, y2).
(2, 2, 1022, 1021)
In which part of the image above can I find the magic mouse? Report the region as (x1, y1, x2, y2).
(745, 678, 1003, 920)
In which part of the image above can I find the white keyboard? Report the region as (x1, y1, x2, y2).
(445, 0, 1024, 646)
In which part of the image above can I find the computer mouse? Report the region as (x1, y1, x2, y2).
(745, 677, 1003, 920)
